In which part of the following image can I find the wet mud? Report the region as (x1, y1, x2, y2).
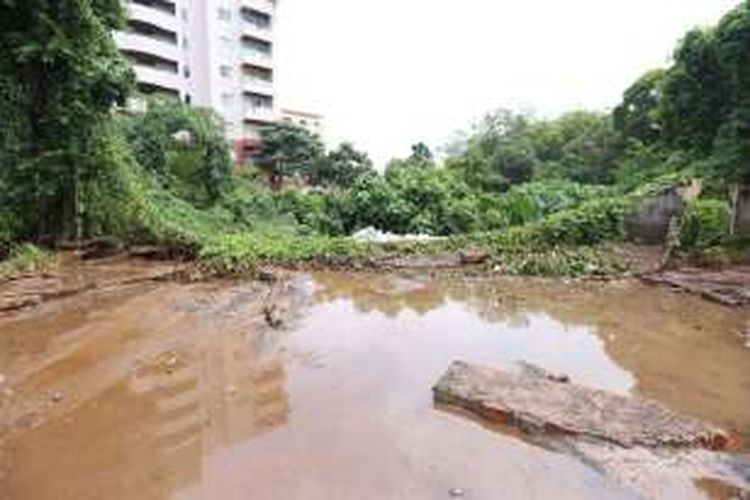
(1, 266, 749, 499)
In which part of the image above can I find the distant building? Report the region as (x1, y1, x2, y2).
(280, 108, 325, 139)
(114, 0, 279, 163)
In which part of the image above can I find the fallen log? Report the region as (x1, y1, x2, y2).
(433, 360, 732, 450)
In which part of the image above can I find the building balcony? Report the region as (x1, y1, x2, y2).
(241, 0, 275, 15)
(114, 31, 180, 63)
(242, 49, 273, 69)
(241, 22, 273, 42)
(244, 106, 276, 123)
(125, 2, 179, 32)
(132, 64, 184, 95)
(242, 78, 274, 96)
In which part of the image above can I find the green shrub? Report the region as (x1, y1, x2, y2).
(0, 244, 52, 281)
(498, 247, 626, 276)
(198, 232, 369, 274)
(464, 196, 628, 250)
(534, 197, 629, 246)
(679, 199, 730, 250)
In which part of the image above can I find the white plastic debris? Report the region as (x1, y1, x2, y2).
(352, 226, 443, 244)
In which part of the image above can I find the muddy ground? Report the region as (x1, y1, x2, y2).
(1, 255, 750, 499)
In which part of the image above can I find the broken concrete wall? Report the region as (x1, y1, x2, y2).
(433, 360, 731, 450)
(626, 180, 703, 245)
(626, 188, 686, 244)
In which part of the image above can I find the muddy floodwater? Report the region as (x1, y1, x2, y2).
(1, 267, 750, 499)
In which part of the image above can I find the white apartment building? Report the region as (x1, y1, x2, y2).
(115, 0, 278, 163)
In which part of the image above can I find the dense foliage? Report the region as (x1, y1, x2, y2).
(444, 109, 620, 189)
(310, 142, 375, 188)
(117, 100, 234, 206)
(0, 0, 133, 241)
(253, 122, 324, 187)
(614, 1, 750, 184)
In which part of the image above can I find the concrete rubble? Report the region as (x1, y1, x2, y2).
(642, 267, 750, 308)
(433, 360, 732, 450)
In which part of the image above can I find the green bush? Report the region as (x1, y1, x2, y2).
(198, 232, 368, 274)
(679, 199, 730, 250)
(339, 168, 615, 237)
(534, 197, 628, 246)
(498, 247, 626, 276)
(0, 243, 52, 281)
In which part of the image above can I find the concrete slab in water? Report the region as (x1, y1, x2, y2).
(433, 360, 732, 450)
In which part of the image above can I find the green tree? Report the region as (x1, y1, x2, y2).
(528, 111, 619, 183)
(253, 122, 324, 188)
(660, 28, 725, 152)
(712, 0, 750, 182)
(118, 99, 233, 206)
(613, 69, 665, 145)
(408, 142, 434, 166)
(311, 142, 374, 188)
(446, 109, 537, 191)
(0, 0, 134, 240)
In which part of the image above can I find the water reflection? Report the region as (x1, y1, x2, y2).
(2, 282, 289, 500)
(311, 271, 750, 446)
(2, 271, 749, 500)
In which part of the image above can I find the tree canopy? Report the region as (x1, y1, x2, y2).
(614, 0, 750, 183)
(310, 142, 374, 188)
(253, 122, 324, 187)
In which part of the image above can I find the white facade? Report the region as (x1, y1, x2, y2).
(116, 0, 278, 157)
(280, 108, 325, 139)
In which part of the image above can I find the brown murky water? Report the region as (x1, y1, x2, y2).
(1, 268, 749, 499)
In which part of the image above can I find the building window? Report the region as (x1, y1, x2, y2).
(246, 93, 273, 109)
(241, 8, 272, 30)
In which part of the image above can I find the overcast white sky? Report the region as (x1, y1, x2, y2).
(276, 0, 738, 166)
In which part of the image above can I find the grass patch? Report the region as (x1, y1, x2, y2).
(197, 232, 373, 275)
(0, 244, 54, 282)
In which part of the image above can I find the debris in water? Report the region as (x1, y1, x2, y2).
(263, 304, 283, 328)
(433, 360, 731, 450)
